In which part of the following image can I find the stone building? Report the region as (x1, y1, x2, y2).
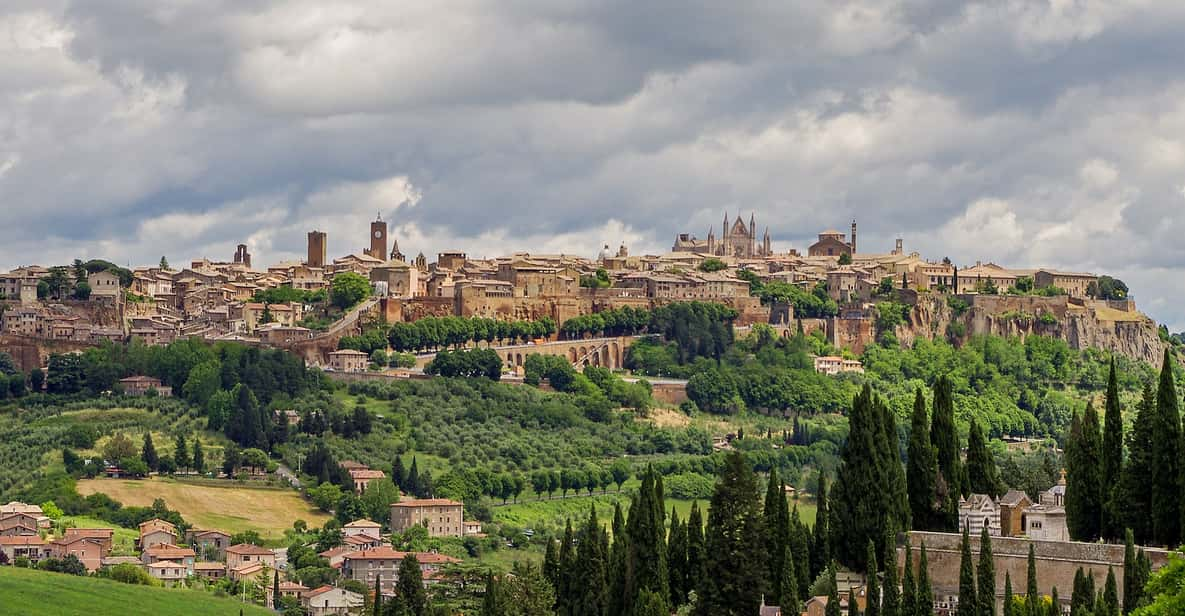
(307, 231, 328, 268)
(390, 499, 464, 537)
(672, 212, 771, 258)
(328, 349, 369, 372)
(808, 222, 857, 257)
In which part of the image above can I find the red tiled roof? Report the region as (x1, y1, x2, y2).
(226, 543, 273, 555)
(342, 548, 460, 564)
(0, 536, 46, 546)
(343, 519, 381, 528)
(391, 498, 462, 508)
(305, 585, 336, 598)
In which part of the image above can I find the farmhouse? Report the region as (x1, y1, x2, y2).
(390, 499, 464, 538)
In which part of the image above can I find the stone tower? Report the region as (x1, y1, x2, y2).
(307, 230, 327, 268)
(749, 213, 757, 257)
(233, 244, 251, 269)
(850, 220, 857, 255)
(369, 214, 387, 260)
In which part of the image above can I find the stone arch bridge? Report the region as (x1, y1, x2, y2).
(414, 336, 640, 371)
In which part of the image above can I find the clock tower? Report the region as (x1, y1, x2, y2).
(368, 214, 388, 260)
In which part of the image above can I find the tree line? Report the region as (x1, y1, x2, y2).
(388, 316, 557, 353)
(1064, 352, 1184, 547)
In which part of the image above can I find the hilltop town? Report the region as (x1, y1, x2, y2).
(0, 212, 1164, 373)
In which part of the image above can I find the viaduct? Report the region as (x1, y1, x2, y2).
(412, 336, 639, 371)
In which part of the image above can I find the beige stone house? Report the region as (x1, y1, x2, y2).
(390, 499, 464, 537)
(303, 585, 365, 616)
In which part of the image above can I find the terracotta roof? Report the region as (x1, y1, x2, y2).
(343, 519, 381, 528)
(391, 498, 462, 508)
(348, 469, 386, 479)
(342, 547, 460, 564)
(279, 581, 308, 591)
(226, 543, 273, 556)
(304, 585, 336, 598)
(318, 546, 355, 559)
(147, 560, 183, 569)
(145, 545, 196, 559)
(192, 529, 231, 538)
(194, 562, 226, 571)
(0, 536, 46, 546)
(232, 562, 266, 575)
(343, 534, 382, 546)
(64, 527, 114, 538)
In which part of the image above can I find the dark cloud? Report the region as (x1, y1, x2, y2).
(2, 1, 1185, 330)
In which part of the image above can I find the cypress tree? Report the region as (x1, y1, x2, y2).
(1101, 568, 1118, 616)
(977, 525, 996, 616)
(833, 386, 907, 567)
(634, 590, 668, 616)
(406, 457, 420, 498)
(902, 543, 916, 616)
(695, 450, 766, 616)
(882, 533, 900, 616)
(575, 506, 608, 616)
(812, 475, 831, 579)
(1150, 350, 1181, 546)
(1071, 568, 1089, 616)
(966, 420, 1003, 497)
(1121, 530, 1146, 615)
(685, 501, 705, 599)
(850, 587, 861, 616)
(481, 572, 499, 616)
(372, 574, 382, 616)
(1003, 572, 1013, 616)
(1026, 545, 1038, 616)
(626, 469, 668, 613)
(141, 433, 159, 471)
(790, 504, 812, 602)
(916, 543, 933, 616)
(1048, 587, 1060, 616)
(557, 519, 577, 615)
(1120, 384, 1156, 544)
(1125, 550, 1150, 614)
(392, 456, 406, 492)
(668, 507, 688, 607)
(825, 564, 842, 616)
(173, 434, 189, 474)
(931, 376, 965, 502)
(781, 542, 800, 615)
(609, 503, 630, 616)
(191, 437, 204, 473)
(907, 388, 939, 531)
(274, 570, 282, 610)
(957, 528, 977, 616)
(1082, 570, 1095, 612)
(764, 469, 786, 604)
(1066, 404, 1102, 542)
(1100, 359, 1124, 541)
(543, 537, 560, 591)
(866, 540, 880, 616)
(396, 555, 426, 616)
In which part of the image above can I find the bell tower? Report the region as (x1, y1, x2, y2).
(850, 220, 857, 255)
(369, 214, 388, 260)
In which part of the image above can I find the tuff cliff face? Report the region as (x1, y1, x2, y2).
(903, 293, 1166, 365)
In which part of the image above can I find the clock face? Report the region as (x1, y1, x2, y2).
(374, 230, 383, 239)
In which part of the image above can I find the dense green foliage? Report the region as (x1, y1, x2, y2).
(389, 316, 556, 352)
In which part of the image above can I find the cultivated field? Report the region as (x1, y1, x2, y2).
(0, 566, 274, 616)
(77, 477, 330, 540)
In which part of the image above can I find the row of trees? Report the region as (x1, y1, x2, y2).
(1064, 353, 1184, 546)
(560, 307, 652, 339)
(424, 349, 503, 380)
(388, 316, 557, 353)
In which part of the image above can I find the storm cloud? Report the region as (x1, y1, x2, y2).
(3, 1, 1185, 329)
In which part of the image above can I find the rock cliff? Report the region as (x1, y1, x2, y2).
(904, 293, 1165, 365)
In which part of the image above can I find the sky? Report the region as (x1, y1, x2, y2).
(2, 1, 1185, 331)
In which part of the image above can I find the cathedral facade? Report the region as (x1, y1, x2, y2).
(672, 212, 771, 258)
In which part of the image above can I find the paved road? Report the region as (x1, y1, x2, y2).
(276, 464, 301, 489)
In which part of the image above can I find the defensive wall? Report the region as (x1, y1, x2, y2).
(901, 531, 1174, 608)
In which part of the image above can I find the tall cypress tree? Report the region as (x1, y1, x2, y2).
(695, 451, 766, 616)
(543, 537, 560, 592)
(1066, 404, 1102, 541)
(557, 519, 577, 615)
(392, 456, 407, 492)
(790, 504, 812, 602)
(1150, 350, 1182, 546)
(406, 457, 420, 498)
(977, 526, 996, 616)
(274, 570, 282, 611)
(882, 533, 900, 616)
(668, 508, 688, 607)
(764, 468, 786, 604)
(825, 564, 842, 616)
(1121, 530, 1147, 615)
(1120, 384, 1156, 544)
(812, 475, 831, 579)
(609, 503, 630, 616)
(1101, 568, 1118, 616)
(372, 574, 383, 616)
(908, 388, 939, 531)
(916, 543, 933, 616)
(781, 542, 800, 615)
(966, 420, 1003, 497)
(481, 572, 499, 616)
(866, 540, 880, 616)
(626, 468, 668, 614)
(575, 506, 608, 616)
(1048, 587, 1060, 616)
(141, 433, 159, 471)
(1003, 572, 1013, 616)
(833, 386, 907, 567)
(1100, 359, 1124, 541)
(685, 501, 705, 600)
(902, 543, 916, 616)
(957, 528, 977, 616)
(931, 376, 965, 501)
(1071, 568, 1090, 616)
(1026, 545, 1039, 616)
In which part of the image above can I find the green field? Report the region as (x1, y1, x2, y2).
(0, 566, 273, 616)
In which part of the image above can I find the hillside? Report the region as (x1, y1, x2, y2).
(0, 566, 273, 616)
